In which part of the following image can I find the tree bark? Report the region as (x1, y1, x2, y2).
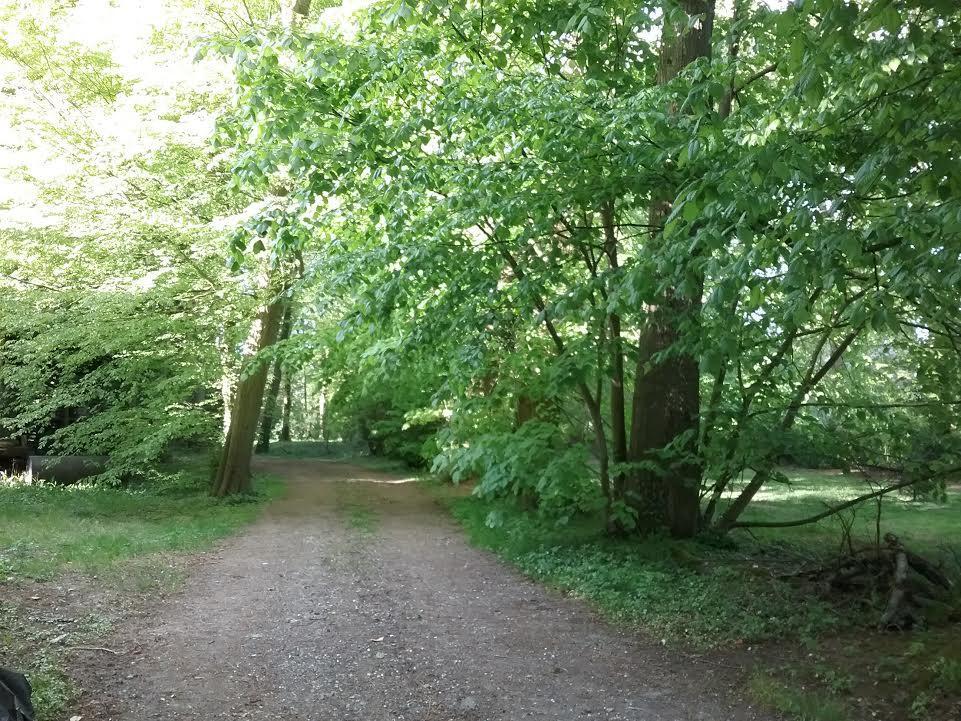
(255, 304, 294, 454)
(514, 394, 537, 428)
(279, 373, 293, 442)
(626, 0, 715, 538)
(601, 202, 629, 508)
(281, 0, 311, 25)
(212, 295, 285, 496)
(319, 386, 329, 444)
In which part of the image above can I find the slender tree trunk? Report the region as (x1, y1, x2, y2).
(255, 304, 294, 453)
(512, 392, 539, 508)
(602, 203, 629, 508)
(319, 386, 329, 448)
(581, 382, 612, 529)
(626, 0, 715, 538)
(214, 1, 308, 492)
(213, 295, 286, 496)
(280, 374, 293, 442)
(303, 373, 311, 437)
(255, 357, 283, 453)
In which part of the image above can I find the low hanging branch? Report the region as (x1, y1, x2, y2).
(731, 467, 961, 529)
(731, 478, 917, 529)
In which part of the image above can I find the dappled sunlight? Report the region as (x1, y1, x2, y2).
(339, 476, 419, 485)
(734, 484, 873, 503)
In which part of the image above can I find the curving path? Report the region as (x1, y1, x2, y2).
(71, 458, 770, 721)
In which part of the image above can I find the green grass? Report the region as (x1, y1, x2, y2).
(748, 672, 849, 721)
(24, 653, 72, 721)
(724, 469, 961, 558)
(0, 605, 77, 721)
(0, 459, 282, 582)
(0, 457, 281, 720)
(341, 500, 379, 536)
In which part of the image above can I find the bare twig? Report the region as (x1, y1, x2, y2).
(67, 645, 123, 655)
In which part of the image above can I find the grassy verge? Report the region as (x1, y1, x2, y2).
(437, 468, 961, 721)
(442, 491, 839, 647)
(757, 631, 961, 721)
(0, 604, 111, 720)
(748, 671, 849, 721)
(0, 456, 281, 720)
(0, 464, 281, 582)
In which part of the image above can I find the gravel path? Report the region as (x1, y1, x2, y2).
(71, 458, 770, 721)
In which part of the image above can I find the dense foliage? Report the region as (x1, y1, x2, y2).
(209, 0, 961, 532)
(0, 1, 257, 477)
(1, 0, 959, 529)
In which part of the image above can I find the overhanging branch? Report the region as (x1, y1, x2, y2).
(730, 469, 960, 530)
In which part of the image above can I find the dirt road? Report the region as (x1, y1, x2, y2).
(71, 458, 769, 720)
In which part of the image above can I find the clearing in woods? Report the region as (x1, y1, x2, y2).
(67, 457, 770, 721)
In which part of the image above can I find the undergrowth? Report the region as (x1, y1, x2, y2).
(748, 672, 849, 721)
(444, 493, 839, 647)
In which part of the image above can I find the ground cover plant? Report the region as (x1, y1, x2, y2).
(441, 466, 961, 720)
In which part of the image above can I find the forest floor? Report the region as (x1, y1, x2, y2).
(57, 457, 772, 721)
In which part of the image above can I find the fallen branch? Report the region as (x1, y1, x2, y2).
(783, 533, 958, 630)
(66, 646, 122, 655)
(904, 549, 953, 591)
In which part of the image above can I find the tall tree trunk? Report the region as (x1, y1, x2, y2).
(255, 304, 294, 453)
(213, 294, 286, 496)
(319, 386, 329, 445)
(601, 203, 629, 508)
(514, 394, 536, 427)
(214, 0, 309, 489)
(279, 373, 293, 442)
(626, 0, 715, 538)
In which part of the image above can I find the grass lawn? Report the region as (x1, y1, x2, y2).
(439, 467, 961, 721)
(0, 459, 282, 583)
(725, 468, 960, 558)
